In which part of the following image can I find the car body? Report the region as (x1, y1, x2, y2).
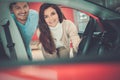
(0, 0, 120, 80)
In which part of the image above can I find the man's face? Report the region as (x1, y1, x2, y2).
(11, 2, 29, 24)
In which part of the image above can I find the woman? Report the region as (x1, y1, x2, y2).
(38, 3, 81, 60)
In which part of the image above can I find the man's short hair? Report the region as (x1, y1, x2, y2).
(9, 2, 17, 11)
(9, 2, 29, 11)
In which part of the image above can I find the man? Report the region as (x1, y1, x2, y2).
(9, 2, 39, 60)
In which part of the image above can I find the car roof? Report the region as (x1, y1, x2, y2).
(1, 0, 120, 20)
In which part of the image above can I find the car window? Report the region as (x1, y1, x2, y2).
(0, 1, 120, 63)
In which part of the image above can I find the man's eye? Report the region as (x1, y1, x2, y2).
(15, 7, 20, 10)
(24, 5, 28, 8)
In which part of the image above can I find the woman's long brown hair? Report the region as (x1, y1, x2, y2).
(38, 3, 65, 54)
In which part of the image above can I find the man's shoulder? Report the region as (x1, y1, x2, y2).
(11, 13, 15, 19)
(29, 9, 38, 15)
(28, 9, 38, 19)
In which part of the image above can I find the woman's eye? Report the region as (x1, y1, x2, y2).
(44, 15, 48, 19)
(51, 12, 56, 15)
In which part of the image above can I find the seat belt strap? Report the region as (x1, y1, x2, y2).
(2, 20, 17, 60)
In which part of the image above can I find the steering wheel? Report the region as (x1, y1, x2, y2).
(77, 17, 96, 56)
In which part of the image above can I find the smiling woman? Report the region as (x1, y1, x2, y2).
(30, 3, 81, 61)
(28, 2, 81, 60)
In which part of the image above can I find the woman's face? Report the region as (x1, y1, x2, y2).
(44, 7, 59, 27)
(11, 2, 29, 24)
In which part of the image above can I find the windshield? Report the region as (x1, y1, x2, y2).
(87, 0, 120, 14)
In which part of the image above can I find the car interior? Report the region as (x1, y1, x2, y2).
(77, 17, 120, 57)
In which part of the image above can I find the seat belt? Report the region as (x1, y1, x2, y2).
(2, 20, 17, 60)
